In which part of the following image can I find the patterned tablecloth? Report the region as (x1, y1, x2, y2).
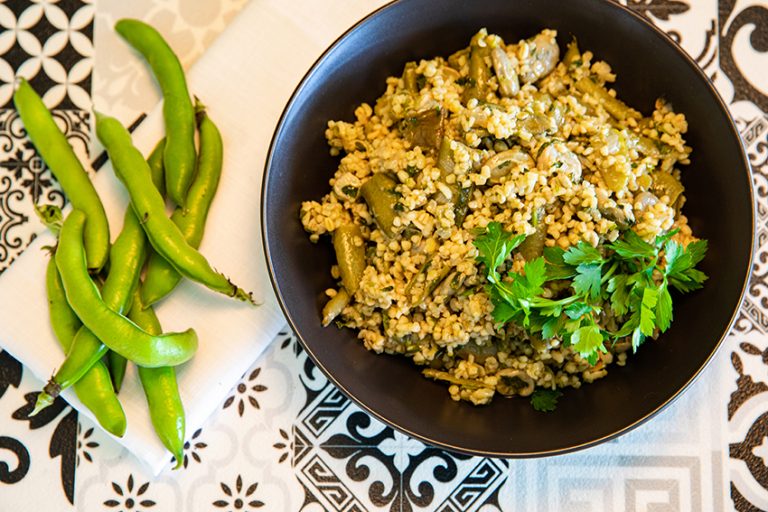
(1, 0, 767, 510)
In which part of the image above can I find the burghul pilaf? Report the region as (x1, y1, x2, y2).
(301, 29, 706, 407)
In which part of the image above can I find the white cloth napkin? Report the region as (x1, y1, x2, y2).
(0, 0, 388, 475)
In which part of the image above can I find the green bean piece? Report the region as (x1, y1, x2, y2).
(575, 77, 641, 122)
(13, 78, 110, 271)
(600, 165, 630, 193)
(437, 137, 455, 177)
(108, 351, 127, 393)
(447, 48, 469, 70)
(333, 225, 366, 295)
(56, 210, 198, 367)
(462, 33, 490, 103)
(402, 62, 418, 93)
(103, 209, 149, 392)
(33, 207, 150, 414)
(416, 265, 453, 305)
(519, 207, 548, 261)
(128, 291, 185, 469)
(652, 171, 685, 206)
(141, 106, 224, 307)
(423, 368, 494, 389)
(399, 108, 444, 150)
(147, 137, 166, 197)
(563, 38, 581, 66)
(115, 19, 196, 208)
(45, 258, 127, 437)
(322, 288, 350, 327)
(404, 255, 432, 298)
(95, 112, 255, 304)
(360, 173, 399, 239)
(453, 186, 472, 227)
(46, 256, 82, 343)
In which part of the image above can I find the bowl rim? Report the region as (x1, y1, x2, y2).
(261, 0, 756, 458)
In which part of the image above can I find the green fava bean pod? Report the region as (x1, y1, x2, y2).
(46, 258, 127, 437)
(56, 210, 198, 367)
(142, 104, 224, 307)
(128, 291, 185, 468)
(95, 112, 255, 304)
(360, 173, 399, 239)
(332, 224, 366, 295)
(115, 19, 196, 208)
(13, 78, 110, 271)
(33, 207, 150, 415)
(147, 137, 166, 197)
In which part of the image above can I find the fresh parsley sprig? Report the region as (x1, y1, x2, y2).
(473, 222, 708, 366)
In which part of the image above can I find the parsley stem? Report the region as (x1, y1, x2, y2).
(601, 262, 618, 283)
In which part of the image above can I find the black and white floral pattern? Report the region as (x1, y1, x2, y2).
(0, 0, 767, 510)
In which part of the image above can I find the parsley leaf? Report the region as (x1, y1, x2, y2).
(522, 257, 547, 294)
(609, 230, 655, 260)
(473, 222, 525, 283)
(607, 274, 631, 316)
(571, 324, 604, 365)
(542, 316, 565, 339)
(565, 301, 592, 319)
(639, 287, 658, 336)
(656, 284, 673, 332)
(665, 239, 709, 292)
(686, 240, 708, 266)
(530, 389, 563, 412)
(563, 241, 602, 265)
(473, 224, 709, 372)
(544, 246, 576, 280)
(572, 264, 602, 299)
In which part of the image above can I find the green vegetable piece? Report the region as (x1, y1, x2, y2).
(128, 291, 185, 469)
(610, 230, 655, 260)
(543, 246, 576, 280)
(571, 324, 604, 365)
(639, 287, 658, 336)
(656, 284, 673, 332)
(34, 207, 150, 414)
(575, 76, 641, 121)
(46, 258, 127, 436)
(35, 204, 63, 236)
(462, 31, 490, 103)
(116, 19, 196, 208)
(563, 38, 581, 66)
(55, 210, 198, 368)
(472, 222, 526, 284)
(572, 264, 602, 300)
(518, 209, 547, 261)
(360, 172, 399, 238)
(402, 62, 419, 93)
(530, 389, 562, 412)
(453, 186, 472, 227)
(563, 240, 602, 266)
(399, 108, 444, 150)
(95, 112, 254, 304)
(322, 288, 351, 327)
(333, 224, 367, 295)
(14, 78, 110, 271)
(141, 105, 225, 307)
(652, 171, 685, 206)
(600, 166, 630, 193)
(147, 137, 166, 196)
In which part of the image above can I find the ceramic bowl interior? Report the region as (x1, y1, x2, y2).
(262, 0, 753, 456)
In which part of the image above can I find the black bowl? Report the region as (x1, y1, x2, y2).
(262, 0, 754, 456)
